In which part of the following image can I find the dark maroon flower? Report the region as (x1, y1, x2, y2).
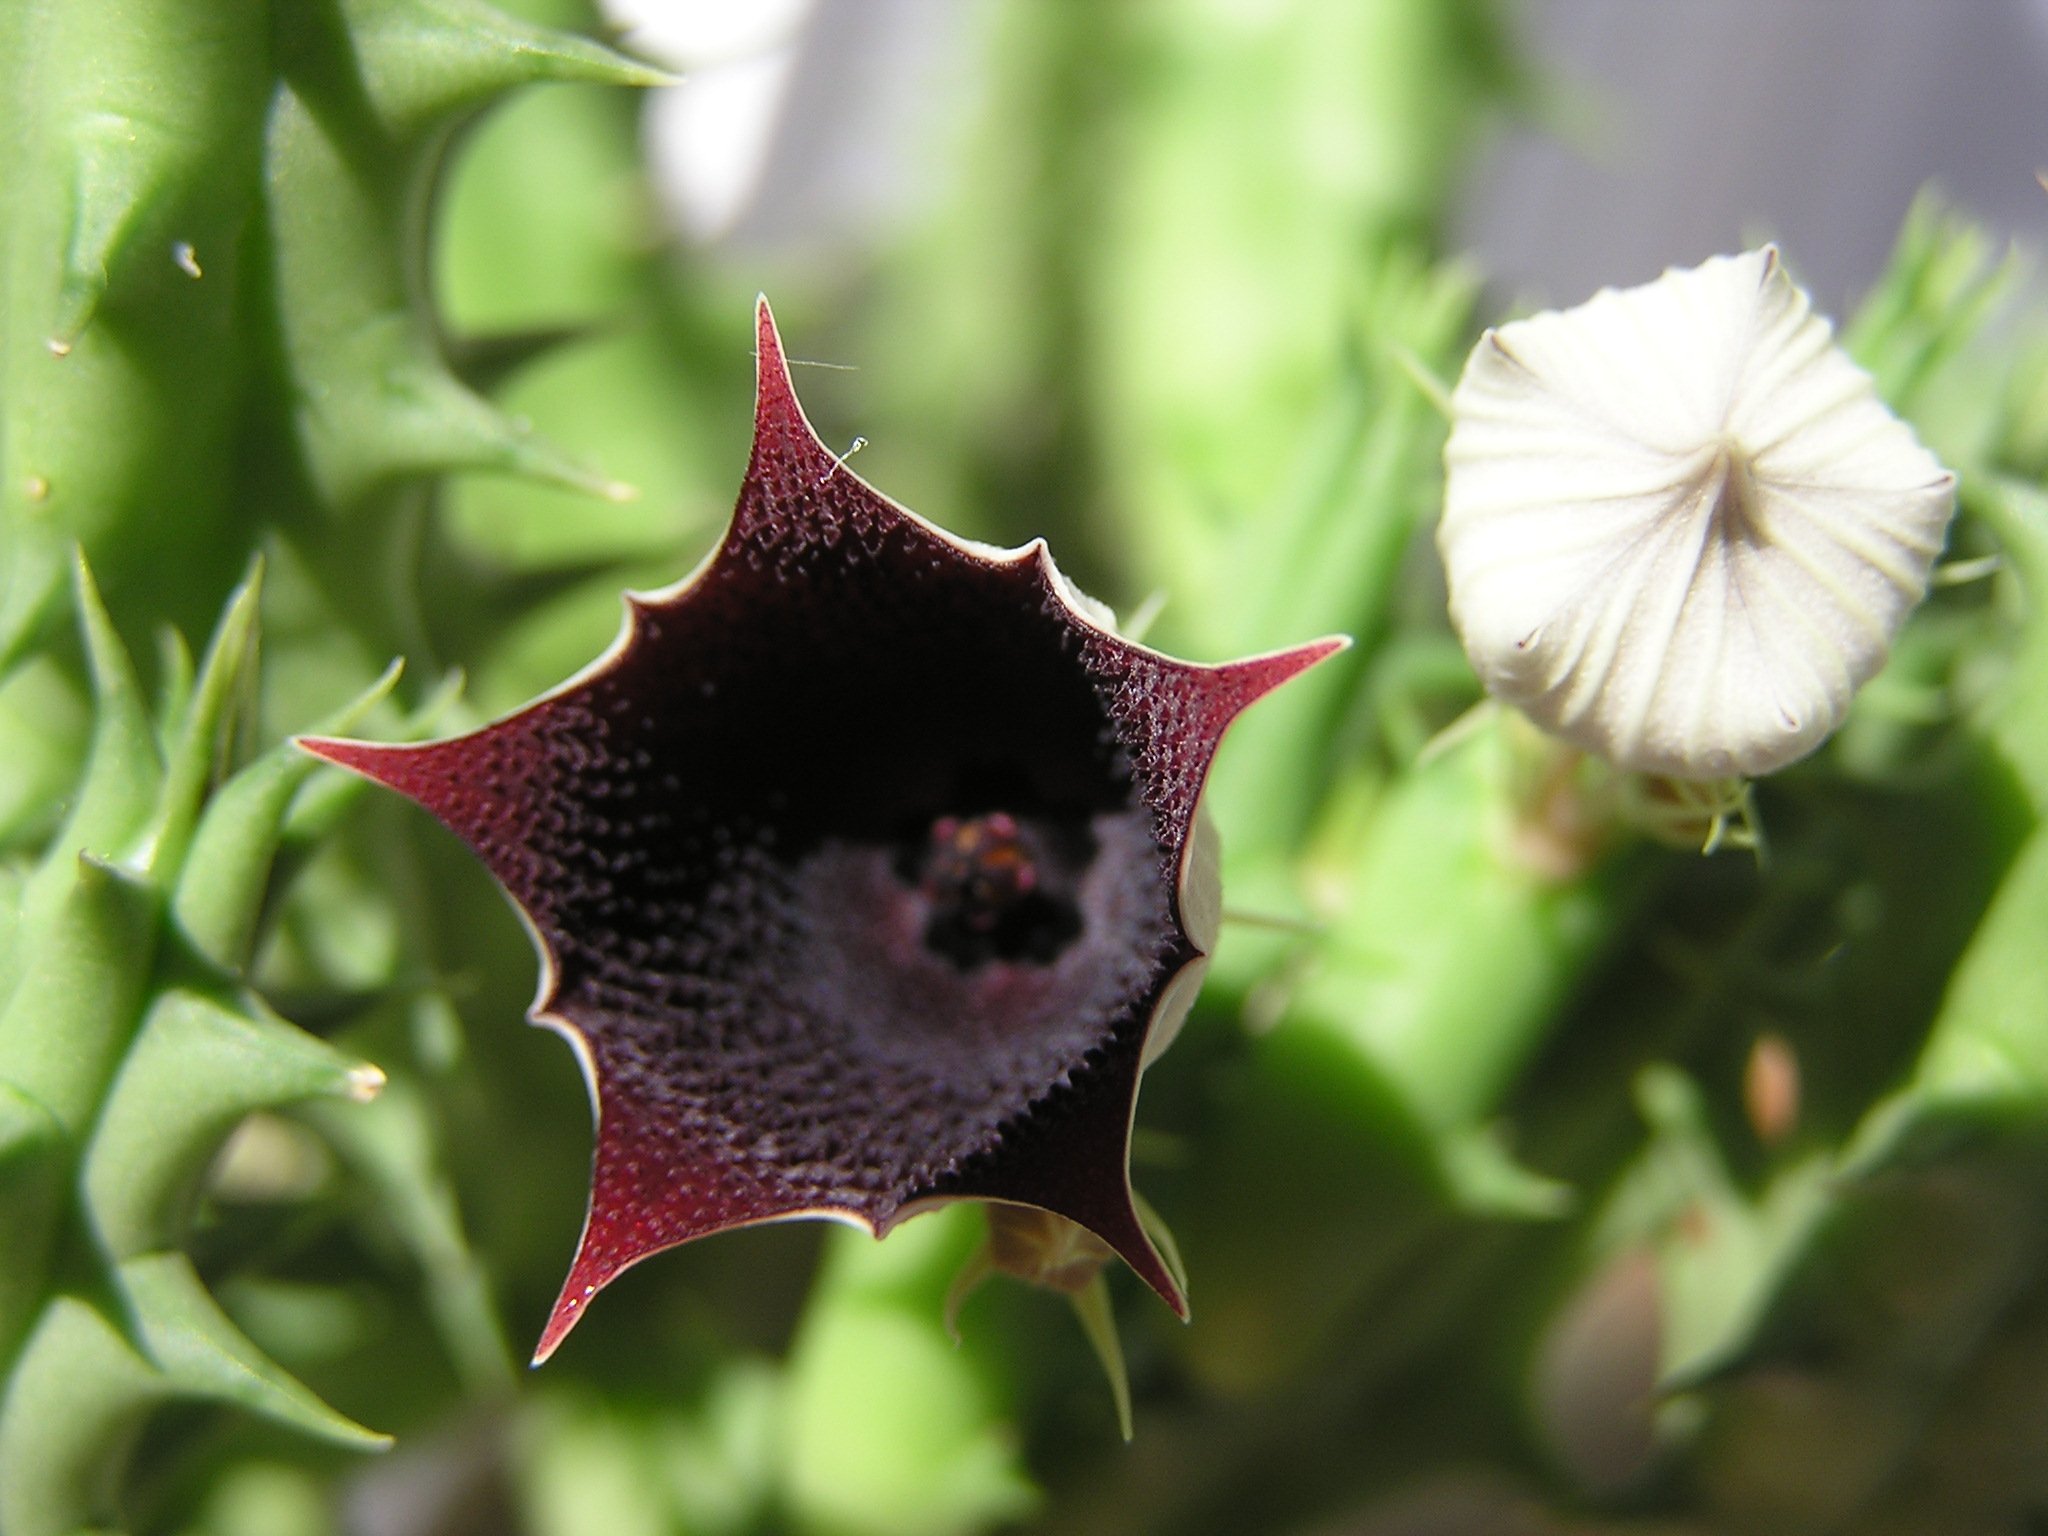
(304, 302, 1339, 1361)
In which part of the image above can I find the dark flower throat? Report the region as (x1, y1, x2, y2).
(909, 811, 1089, 970)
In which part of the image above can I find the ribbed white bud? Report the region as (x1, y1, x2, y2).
(1439, 248, 1956, 779)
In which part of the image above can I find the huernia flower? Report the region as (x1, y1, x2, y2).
(304, 301, 1340, 1359)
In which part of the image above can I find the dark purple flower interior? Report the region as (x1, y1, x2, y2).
(486, 513, 1184, 1235)
(304, 301, 1340, 1360)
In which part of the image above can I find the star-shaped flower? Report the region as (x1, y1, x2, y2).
(304, 301, 1339, 1360)
(1438, 247, 1956, 780)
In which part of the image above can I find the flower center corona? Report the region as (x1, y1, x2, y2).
(912, 812, 1084, 969)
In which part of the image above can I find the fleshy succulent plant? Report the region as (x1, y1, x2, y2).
(0, 1, 664, 1530)
(8, 0, 2048, 1529)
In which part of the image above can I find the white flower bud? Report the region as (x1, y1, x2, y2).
(1438, 248, 1956, 780)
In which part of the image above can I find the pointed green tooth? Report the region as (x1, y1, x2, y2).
(64, 555, 161, 849)
(3, 560, 162, 1003)
(1439, 1124, 1573, 1221)
(174, 659, 402, 970)
(274, 230, 632, 505)
(0, 853, 159, 1139)
(50, 123, 152, 345)
(153, 625, 194, 750)
(1067, 1275, 1134, 1442)
(301, 1078, 514, 1396)
(0, 1296, 167, 1536)
(369, 361, 640, 500)
(264, 27, 638, 513)
(85, 988, 383, 1261)
(342, 0, 673, 143)
(1845, 194, 2014, 422)
(116, 1251, 389, 1450)
(255, 79, 416, 511)
(141, 560, 262, 883)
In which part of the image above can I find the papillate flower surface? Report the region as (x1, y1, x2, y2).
(305, 302, 1338, 1359)
(1439, 247, 1956, 780)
